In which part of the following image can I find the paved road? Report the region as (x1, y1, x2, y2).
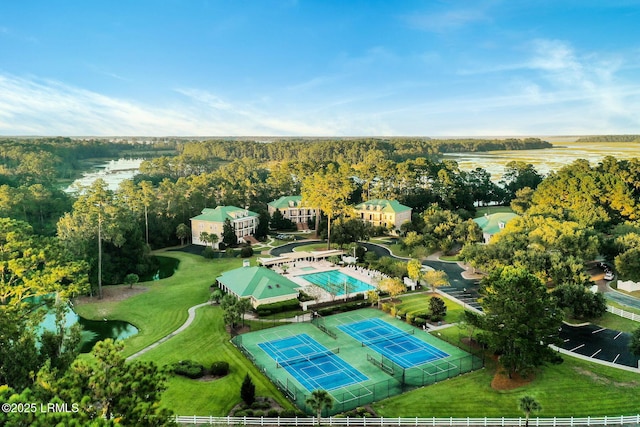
(357, 242, 483, 311)
(605, 288, 640, 310)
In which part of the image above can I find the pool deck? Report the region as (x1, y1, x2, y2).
(273, 260, 383, 303)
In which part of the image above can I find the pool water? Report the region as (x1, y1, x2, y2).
(300, 270, 374, 295)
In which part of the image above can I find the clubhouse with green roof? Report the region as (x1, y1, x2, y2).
(354, 199, 412, 232)
(216, 265, 301, 308)
(473, 212, 519, 244)
(191, 206, 259, 248)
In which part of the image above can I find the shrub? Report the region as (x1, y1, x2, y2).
(413, 317, 427, 327)
(267, 409, 279, 417)
(405, 313, 414, 324)
(389, 306, 398, 317)
(255, 298, 300, 316)
(172, 360, 205, 379)
(396, 310, 406, 319)
(240, 246, 254, 258)
(210, 361, 230, 376)
(381, 302, 391, 313)
(202, 247, 216, 259)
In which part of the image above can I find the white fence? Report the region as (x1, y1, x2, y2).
(175, 415, 640, 426)
(607, 306, 640, 323)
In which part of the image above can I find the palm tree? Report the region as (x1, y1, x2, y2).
(518, 395, 541, 427)
(176, 223, 190, 246)
(305, 389, 333, 424)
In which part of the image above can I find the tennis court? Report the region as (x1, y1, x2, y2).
(233, 309, 483, 416)
(258, 333, 368, 392)
(337, 317, 449, 368)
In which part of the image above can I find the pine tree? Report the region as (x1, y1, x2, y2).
(241, 374, 256, 405)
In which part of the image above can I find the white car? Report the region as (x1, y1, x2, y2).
(604, 270, 614, 281)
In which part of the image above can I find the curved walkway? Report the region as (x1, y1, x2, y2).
(126, 301, 210, 361)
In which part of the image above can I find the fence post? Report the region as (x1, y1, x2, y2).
(604, 416, 607, 426)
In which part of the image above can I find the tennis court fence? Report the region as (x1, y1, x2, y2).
(232, 335, 483, 416)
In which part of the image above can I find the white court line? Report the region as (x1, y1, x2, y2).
(569, 344, 585, 352)
(592, 328, 606, 334)
(614, 331, 623, 340)
(613, 354, 620, 363)
(591, 349, 602, 358)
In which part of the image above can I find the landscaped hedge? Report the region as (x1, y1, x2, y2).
(210, 361, 230, 376)
(316, 300, 369, 316)
(255, 298, 301, 316)
(171, 360, 205, 379)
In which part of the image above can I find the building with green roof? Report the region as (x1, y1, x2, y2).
(354, 199, 412, 231)
(267, 196, 315, 229)
(216, 265, 301, 308)
(191, 206, 259, 247)
(473, 212, 518, 244)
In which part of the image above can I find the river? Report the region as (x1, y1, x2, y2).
(65, 158, 144, 193)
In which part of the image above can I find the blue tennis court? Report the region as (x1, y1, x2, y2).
(258, 333, 368, 392)
(337, 318, 449, 369)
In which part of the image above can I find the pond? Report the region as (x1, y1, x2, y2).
(40, 306, 138, 353)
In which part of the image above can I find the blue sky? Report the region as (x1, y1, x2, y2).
(1, 1, 640, 136)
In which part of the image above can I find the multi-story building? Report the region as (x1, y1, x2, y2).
(190, 206, 259, 247)
(353, 199, 412, 231)
(267, 196, 315, 229)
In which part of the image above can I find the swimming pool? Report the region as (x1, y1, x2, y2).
(300, 270, 374, 295)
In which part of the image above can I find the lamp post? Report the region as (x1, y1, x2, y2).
(96, 202, 103, 299)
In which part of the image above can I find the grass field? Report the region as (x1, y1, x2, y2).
(74, 249, 243, 357)
(74, 250, 294, 415)
(396, 292, 466, 324)
(475, 205, 514, 216)
(374, 331, 640, 417)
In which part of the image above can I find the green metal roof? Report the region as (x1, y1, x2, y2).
(268, 196, 303, 209)
(217, 266, 300, 300)
(473, 212, 518, 235)
(355, 199, 412, 213)
(191, 206, 259, 222)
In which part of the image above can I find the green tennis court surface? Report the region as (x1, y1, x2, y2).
(233, 308, 482, 415)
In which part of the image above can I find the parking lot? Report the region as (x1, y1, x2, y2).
(559, 323, 639, 368)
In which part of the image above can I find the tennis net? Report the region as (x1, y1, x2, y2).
(276, 347, 340, 368)
(361, 329, 414, 347)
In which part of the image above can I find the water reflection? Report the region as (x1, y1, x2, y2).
(65, 158, 144, 193)
(40, 306, 138, 353)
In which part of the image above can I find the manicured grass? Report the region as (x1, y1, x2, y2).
(607, 300, 640, 315)
(374, 328, 640, 417)
(292, 242, 338, 252)
(397, 292, 466, 324)
(475, 205, 514, 216)
(74, 250, 244, 357)
(439, 254, 461, 261)
(137, 305, 295, 415)
(589, 312, 639, 333)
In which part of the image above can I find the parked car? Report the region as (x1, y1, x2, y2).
(604, 270, 614, 281)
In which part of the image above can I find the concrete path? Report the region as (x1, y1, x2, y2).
(126, 301, 210, 361)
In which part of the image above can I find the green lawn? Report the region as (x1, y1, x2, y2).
(74, 250, 244, 357)
(564, 311, 639, 333)
(475, 205, 514, 216)
(374, 340, 640, 417)
(397, 292, 466, 324)
(137, 305, 295, 415)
